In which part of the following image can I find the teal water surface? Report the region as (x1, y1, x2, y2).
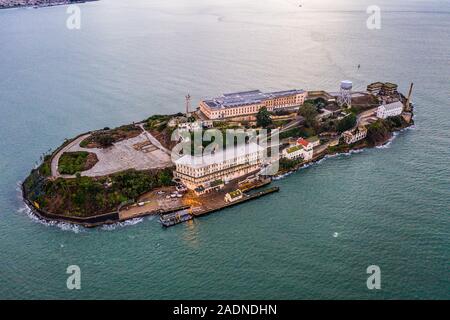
(0, 0, 449, 299)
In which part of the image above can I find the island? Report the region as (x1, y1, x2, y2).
(22, 81, 415, 227)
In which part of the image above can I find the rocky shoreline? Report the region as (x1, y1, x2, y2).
(275, 121, 413, 180)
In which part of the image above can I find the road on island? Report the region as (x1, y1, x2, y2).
(50, 133, 92, 178)
(357, 107, 378, 126)
(50, 126, 172, 179)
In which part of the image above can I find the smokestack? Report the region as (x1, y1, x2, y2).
(405, 83, 414, 111)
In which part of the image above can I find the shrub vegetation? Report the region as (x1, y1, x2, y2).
(58, 151, 98, 175)
(80, 124, 142, 148)
(26, 168, 174, 217)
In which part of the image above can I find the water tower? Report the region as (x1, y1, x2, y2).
(338, 80, 352, 108)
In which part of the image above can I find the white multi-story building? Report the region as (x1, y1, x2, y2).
(376, 101, 403, 119)
(282, 145, 304, 160)
(174, 142, 265, 190)
(342, 126, 368, 144)
(282, 138, 314, 161)
(296, 138, 314, 161)
(199, 89, 308, 120)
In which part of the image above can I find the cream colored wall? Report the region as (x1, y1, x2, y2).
(200, 92, 307, 120)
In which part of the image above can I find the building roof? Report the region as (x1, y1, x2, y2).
(307, 136, 319, 142)
(203, 89, 305, 109)
(367, 82, 384, 88)
(297, 138, 310, 148)
(286, 145, 303, 154)
(342, 130, 353, 137)
(175, 142, 264, 169)
(380, 101, 403, 111)
(357, 125, 367, 132)
(227, 189, 243, 199)
(383, 82, 398, 89)
(344, 125, 367, 137)
(210, 179, 224, 187)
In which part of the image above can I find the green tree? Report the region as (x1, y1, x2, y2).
(256, 107, 273, 128)
(336, 114, 357, 132)
(299, 103, 318, 128)
(279, 158, 302, 171)
(157, 169, 174, 186)
(366, 120, 391, 145)
(97, 134, 114, 147)
(314, 98, 327, 109)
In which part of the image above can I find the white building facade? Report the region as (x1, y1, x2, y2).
(282, 140, 314, 162)
(342, 126, 368, 144)
(200, 89, 308, 120)
(224, 189, 243, 203)
(296, 138, 314, 161)
(174, 142, 265, 190)
(282, 145, 304, 160)
(376, 101, 403, 119)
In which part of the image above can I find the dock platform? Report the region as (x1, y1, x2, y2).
(160, 186, 280, 227)
(193, 186, 279, 218)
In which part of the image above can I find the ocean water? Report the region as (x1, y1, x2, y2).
(0, 0, 449, 299)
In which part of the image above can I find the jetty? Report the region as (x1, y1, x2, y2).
(159, 186, 280, 227)
(193, 187, 279, 217)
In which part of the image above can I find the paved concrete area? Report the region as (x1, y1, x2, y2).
(137, 123, 172, 155)
(357, 107, 378, 126)
(119, 186, 184, 220)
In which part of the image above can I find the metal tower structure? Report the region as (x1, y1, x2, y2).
(185, 93, 191, 116)
(338, 80, 352, 108)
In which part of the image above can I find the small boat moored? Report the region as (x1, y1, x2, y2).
(159, 209, 193, 227)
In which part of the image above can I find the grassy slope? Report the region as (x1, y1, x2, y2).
(58, 151, 98, 175)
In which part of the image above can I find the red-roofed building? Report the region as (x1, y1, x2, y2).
(296, 138, 313, 151)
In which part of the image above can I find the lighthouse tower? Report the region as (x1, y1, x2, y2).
(185, 94, 192, 117)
